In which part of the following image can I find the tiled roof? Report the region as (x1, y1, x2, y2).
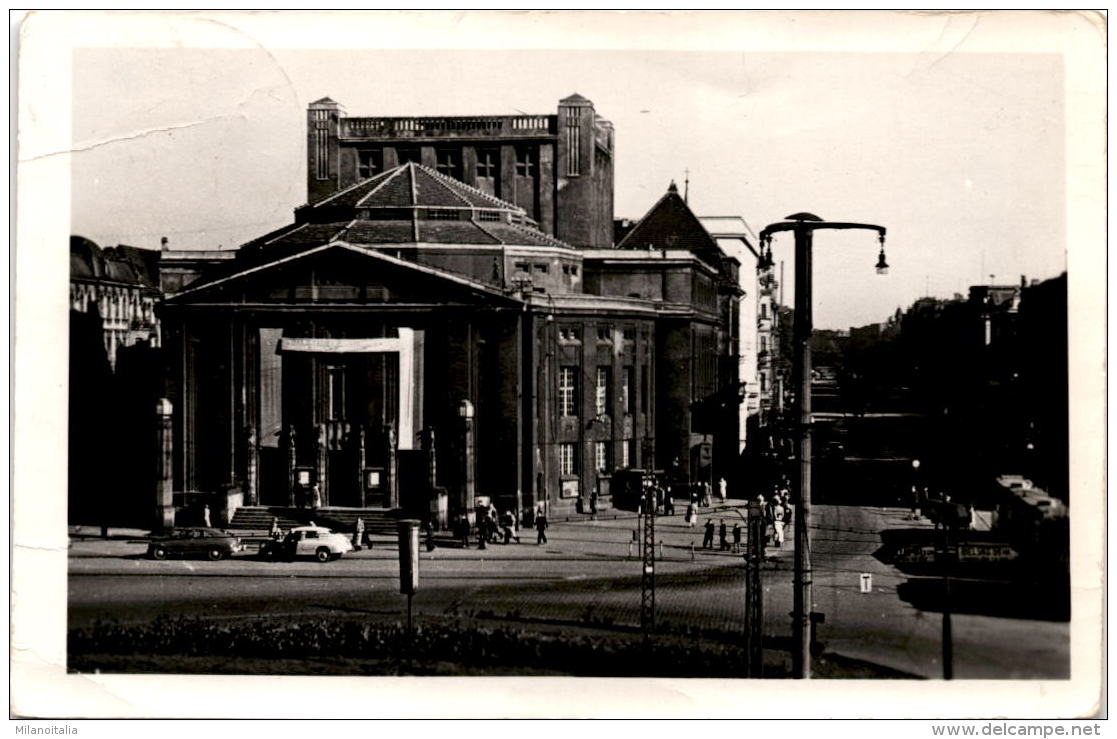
(560, 93, 591, 104)
(617, 187, 727, 270)
(416, 221, 501, 245)
(344, 221, 419, 244)
(239, 162, 568, 253)
(70, 236, 160, 290)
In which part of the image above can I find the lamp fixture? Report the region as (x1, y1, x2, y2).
(875, 234, 889, 275)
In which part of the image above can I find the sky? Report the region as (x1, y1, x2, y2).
(68, 15, 1070, 330)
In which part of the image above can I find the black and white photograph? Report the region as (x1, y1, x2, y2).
(11, 10, 1106, 721)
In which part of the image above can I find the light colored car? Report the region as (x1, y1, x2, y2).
(263, 525, 353, 563)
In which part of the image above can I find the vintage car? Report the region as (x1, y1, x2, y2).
(260, 525, 354, 563)
(147, 527, 245, 561)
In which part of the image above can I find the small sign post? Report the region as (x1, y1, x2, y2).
(397, 519, 420, 670)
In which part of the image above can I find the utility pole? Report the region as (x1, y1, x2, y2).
(745, 501, 766, 676)
(640, 475, 657, 638)
(758, 213, 888, 679)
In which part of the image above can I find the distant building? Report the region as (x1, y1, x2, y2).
(69, 235, 161, 368)
(69, 236, 164, 527)
(698, 215, 760, 454)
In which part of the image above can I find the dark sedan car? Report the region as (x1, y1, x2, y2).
(147, 527, 245, 561)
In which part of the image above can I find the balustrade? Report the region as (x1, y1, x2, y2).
(342, 115, 553, 139)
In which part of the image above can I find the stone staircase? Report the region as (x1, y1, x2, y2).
(227, 506, 402, 536)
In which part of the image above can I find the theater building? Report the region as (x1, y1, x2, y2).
(158, 96, 741, 527)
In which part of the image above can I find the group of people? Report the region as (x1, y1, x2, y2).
(453, 503, 551, 549)
(700, 518, 745, 552)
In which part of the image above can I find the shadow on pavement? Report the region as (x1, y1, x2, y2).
(895, 577, 1069, 622)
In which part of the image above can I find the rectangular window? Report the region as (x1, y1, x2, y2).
(622, 366, 634, 414)
(477, 211, 501, 222)
(314, 109, 330, 180)
(595, 366, 611, 416)
(620, 439, 631, 469)
(564, 107, 581, 176)
(357, 149, 382, 180)
(475, 148, 500, 195)
(514, 262, 530, 273)
(426, 209, 459, 220)
(515, 147, 536, 178)
(560, 442, 577, 476)
(435, 149, 461, 180)
(559, 367, 578, 417)
(327, 366, 345, 421)
(559, 326, 581, 343)
(623, 328, 636, 341)
(596, 326, 612, 343)
(594, 441, 611, 473)
(533, 263, 549, 274)
(640, 365, 649, 412)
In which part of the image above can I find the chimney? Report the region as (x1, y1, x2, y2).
(160, 236, 169, 251)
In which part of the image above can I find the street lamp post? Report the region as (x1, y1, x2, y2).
(758, 213, 888, 679)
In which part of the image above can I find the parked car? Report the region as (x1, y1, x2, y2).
(148, 527, 244, 561)
(260, 525, 353, 563)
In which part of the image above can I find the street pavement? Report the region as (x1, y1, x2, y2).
(68, 499, 1068, 679)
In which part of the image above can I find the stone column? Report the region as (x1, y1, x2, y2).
(460, 400, 475, 513)
(155, 398, 174, 530)
(284, 424, 297, 507)
(315, 423, 328, 507)
(385, 423, 398, 509)
(243, 425, 258, 506)
(420, 426, 437, 490)
(357, 426, 367, 508)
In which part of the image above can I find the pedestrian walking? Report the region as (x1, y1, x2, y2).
(590, 490, 598, 519)
(732, 522, 742, 553)
(702, 519, 715, 549)
(772, 502, 786, 547)
(702, 481, 713, 508)
(719, 519, 729, 551)
(685, 502, 697, 527)
(353, 516, 365, 550)
(456, 514, 470, 548)
(535, 509, 549, 544)
(202, 504, 211, 527)
(663, 494, 675, 516)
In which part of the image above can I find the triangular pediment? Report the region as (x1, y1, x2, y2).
(166, 242, 518, 307)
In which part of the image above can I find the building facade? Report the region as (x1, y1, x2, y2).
(155, 96, 741, 527)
